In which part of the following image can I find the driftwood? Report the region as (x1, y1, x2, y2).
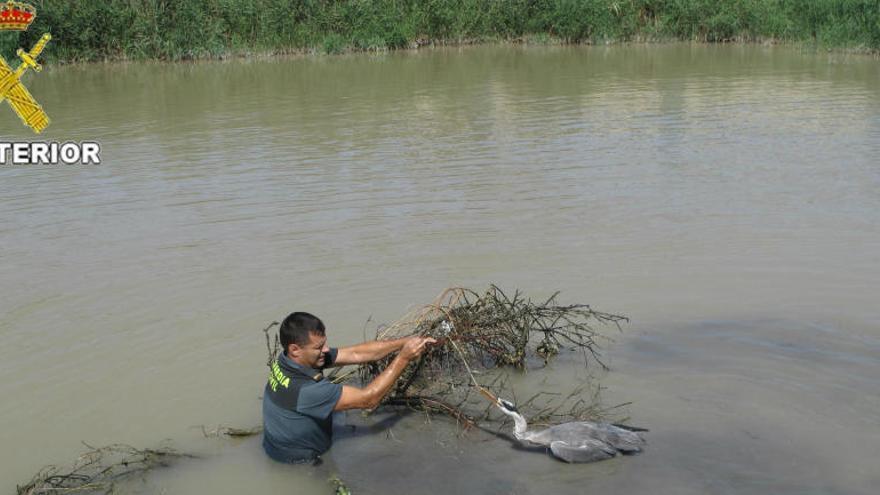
(16, 443, 196, 495)
(199, 424, 263, 438)
(352, 286, 630, 430)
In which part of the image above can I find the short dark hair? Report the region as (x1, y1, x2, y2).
(280, 311, 326, 350)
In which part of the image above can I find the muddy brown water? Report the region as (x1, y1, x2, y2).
(1, 44, 879, 494)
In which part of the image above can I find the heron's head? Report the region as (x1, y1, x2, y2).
(497, 398, 518, 414)
(495, 397, 528, 439)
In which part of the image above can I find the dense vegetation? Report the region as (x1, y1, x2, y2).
(1, 0, 878, 62)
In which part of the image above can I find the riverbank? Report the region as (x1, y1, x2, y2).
(1, 0, 878, 63)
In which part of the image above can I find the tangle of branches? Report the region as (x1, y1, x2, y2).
(16, 443, 196, 495)
(356, 285, 630, 430)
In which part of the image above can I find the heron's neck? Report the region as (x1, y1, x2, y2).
(510, 412, 529, 440)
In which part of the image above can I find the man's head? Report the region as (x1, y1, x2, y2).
(280, 312, 330, 369)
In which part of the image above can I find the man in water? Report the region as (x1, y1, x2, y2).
(262, 311, 436, 463)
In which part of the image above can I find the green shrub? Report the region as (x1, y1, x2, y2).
(8, 0, 878, 62)
(321, 32, 346, 54)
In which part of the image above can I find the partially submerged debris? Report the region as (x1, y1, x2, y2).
(330, 475, 352, 495)
(355, 286, 630, 430)
(199, 424, 263, 438)
(16, 443, 195, 495)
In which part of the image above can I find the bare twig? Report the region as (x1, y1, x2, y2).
(263, 321, 280, 369)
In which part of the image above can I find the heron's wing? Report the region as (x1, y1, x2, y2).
(4, 79, 50, 133)
(545, 422, 645, 454)
(591, 423, 646, 453)
(549, 439, 616, 464)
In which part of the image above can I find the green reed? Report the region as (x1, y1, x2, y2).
(0, 0, 877, 62)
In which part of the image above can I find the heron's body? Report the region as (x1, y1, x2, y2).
(497, 398, 646, 463)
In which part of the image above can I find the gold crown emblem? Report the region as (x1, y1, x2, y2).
(0, 1, 36, 31)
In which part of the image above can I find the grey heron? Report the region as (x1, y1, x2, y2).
(493, 397, 646, 463)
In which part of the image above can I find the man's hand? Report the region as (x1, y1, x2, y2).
(399, 336, 437, 361)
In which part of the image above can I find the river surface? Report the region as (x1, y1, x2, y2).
(2, 44, 879, 494)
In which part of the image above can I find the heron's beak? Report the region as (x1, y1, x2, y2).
(478, 387, 497, 404)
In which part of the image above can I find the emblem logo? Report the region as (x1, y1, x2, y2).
(0, 1, 51, 133)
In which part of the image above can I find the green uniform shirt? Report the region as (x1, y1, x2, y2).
(262, 348, 342, 462)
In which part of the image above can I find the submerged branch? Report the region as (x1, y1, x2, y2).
(16, 444, 196, 495)
(199, 424, 263, 438)
(354, 285, 630, 430)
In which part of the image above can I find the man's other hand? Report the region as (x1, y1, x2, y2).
(399, 336, 437, 361)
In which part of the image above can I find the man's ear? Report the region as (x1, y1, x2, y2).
(287, 343, 300, 357)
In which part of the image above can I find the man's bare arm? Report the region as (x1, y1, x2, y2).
(333, 337, 435, 411)
(333, 337, 410, 366)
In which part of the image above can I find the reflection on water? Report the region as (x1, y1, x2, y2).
(1, 44, 878, 494)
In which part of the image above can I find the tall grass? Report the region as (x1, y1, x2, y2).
(0, 0, 877, 62)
